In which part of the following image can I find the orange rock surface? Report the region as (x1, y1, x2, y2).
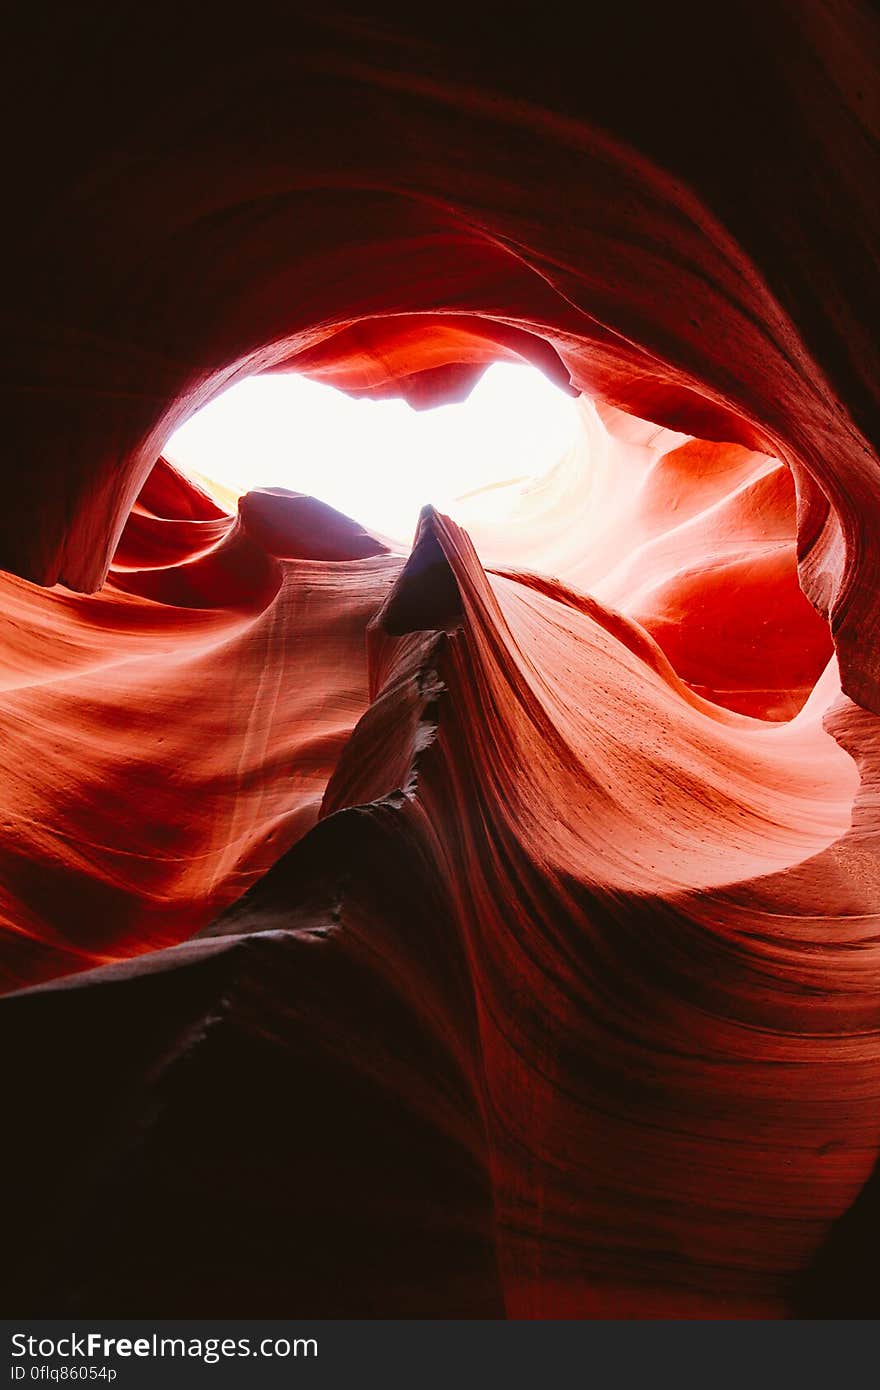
(0, 1, 877, 1319)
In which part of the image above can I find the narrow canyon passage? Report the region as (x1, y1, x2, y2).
(0, 0, 877, 1321)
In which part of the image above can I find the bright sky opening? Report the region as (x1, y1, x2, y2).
(165, 362, 580, 548)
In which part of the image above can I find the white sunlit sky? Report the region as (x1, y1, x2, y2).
(165, 363, 580, 548)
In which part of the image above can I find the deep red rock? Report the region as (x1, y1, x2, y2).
(0, 0, 877, 1319)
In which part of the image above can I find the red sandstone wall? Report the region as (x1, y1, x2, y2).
(0, 1, 877, 1318)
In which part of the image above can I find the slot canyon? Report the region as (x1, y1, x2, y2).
(0, 2, 878, 1319)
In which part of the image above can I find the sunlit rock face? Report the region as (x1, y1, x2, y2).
(1, 1, 878, 1319)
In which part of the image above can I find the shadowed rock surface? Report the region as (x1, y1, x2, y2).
(0, 0, 878, 1318)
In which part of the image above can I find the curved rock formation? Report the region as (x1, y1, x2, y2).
(0, 0, 878, 1319)
(0, 467, 400, 986)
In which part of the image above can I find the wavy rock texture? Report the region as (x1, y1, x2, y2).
(0, 0, 878, 1319)
(0, 464, 400, 987)
(456, 399, 835, 721)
